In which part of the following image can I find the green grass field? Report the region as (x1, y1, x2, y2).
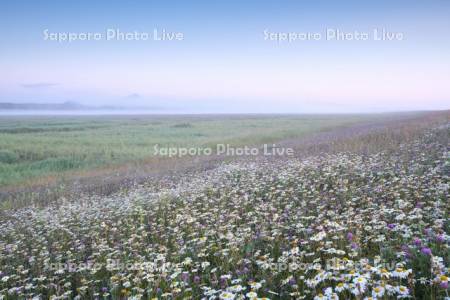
(0, 114, 382, 187)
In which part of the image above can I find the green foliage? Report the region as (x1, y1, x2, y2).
(0, 114, 379, 186)
(27, 157, 83, 172)
(0, 150, 19, 164)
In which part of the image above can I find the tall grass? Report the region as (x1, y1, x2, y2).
(0, 114, 378, 187)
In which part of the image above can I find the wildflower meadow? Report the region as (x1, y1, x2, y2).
(0, 123, 449, 299)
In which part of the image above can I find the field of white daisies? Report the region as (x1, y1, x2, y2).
(0, 123, 449, 300)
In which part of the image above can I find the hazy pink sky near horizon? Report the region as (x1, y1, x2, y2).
(1, 1, 449, 113)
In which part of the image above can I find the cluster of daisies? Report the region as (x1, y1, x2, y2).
(0, 125, 448, 299)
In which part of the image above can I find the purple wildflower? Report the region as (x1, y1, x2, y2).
(401, 244, 413, 258)
(194, 275, 201, 284)
(181, 272, 189, 283)
(220, 277, 227, 289)
(413, 237, 422, 247)
(346, 232, 353, 241)
(420, 247, 432, 256)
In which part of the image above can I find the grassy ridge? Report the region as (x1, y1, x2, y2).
(0, 114, 448, 299)
(0, 114, 377, 187)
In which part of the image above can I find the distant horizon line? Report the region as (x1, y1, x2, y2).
(0, 101, 448, 116)
(0, 109, 448, 117)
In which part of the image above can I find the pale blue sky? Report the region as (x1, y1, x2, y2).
(0, 0, 449, 112)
